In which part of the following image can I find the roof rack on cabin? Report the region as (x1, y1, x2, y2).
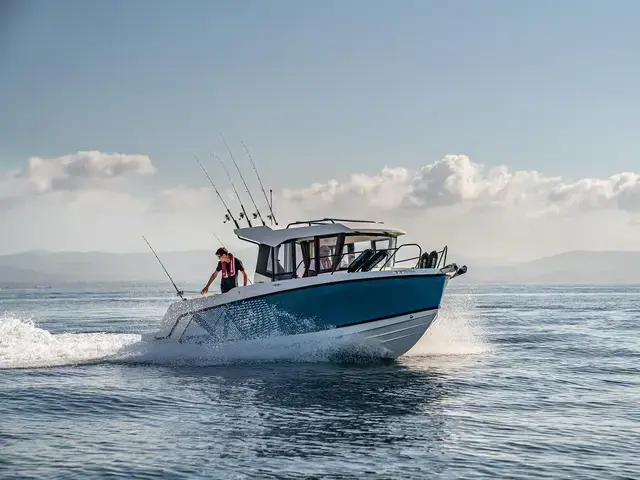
(286, 218, 385, 228)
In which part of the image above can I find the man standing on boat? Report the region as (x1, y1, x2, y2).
(201, 247, 248, 295)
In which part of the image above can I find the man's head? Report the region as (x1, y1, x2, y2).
(215, 247, 229, 261)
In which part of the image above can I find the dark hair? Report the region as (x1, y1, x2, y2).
(215, 247, 228, 256)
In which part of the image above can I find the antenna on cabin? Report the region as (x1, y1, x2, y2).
(221, 134, 266, 226)
(142, 236, 185, 301)
(214, 154, 252, 228)
(241, 141, 278, 226)
(195, 156, 241, 229)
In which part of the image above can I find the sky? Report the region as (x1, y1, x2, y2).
(1, 0, 640, 261)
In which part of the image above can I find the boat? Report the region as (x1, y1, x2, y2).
(143, 218, 467, 359)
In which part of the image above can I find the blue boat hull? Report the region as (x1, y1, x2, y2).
(158, 273, 448, 345)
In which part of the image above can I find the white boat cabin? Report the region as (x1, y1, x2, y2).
(234, 218, 414, 284)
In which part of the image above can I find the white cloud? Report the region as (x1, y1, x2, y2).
(283, 155, 640, 216)
(547, 173, 640, 214)
(282, 155, 560, 215)
(2, 151, 155, 202)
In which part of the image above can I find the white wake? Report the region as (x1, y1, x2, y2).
(0, 315, 140, 369)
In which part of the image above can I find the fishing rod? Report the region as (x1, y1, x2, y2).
(221, 134, 266, 226)
(195, 156, 240, 229)
(241, 141, 278, 226)
(214, 153, 253, 228)
(212, 231, 225, 247)
(142, 236, 185, 301)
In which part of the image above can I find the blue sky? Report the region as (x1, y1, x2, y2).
(2, 0, 639, 191)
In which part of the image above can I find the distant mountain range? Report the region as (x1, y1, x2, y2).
(1, 249, 640, 287)
(458, 250, 640, 285)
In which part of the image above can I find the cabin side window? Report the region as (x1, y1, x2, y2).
(291, 235, 344, 277)
(255, 243, 298, 281)
(255, 245, 273, 279)
(295, 239, 316, 277)
(298, 234, 379, 273)
(343, 236, 375, 268)
(294, 242, 306, 278)
(373, 238, 391, 252)
(332, 242, 351, 270)
(269, 242, 298, 280)
(317, 237, 333, 273)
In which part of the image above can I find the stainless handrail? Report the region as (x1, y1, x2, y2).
(378, 243, 423, 270)
(436, 245, 448, 268)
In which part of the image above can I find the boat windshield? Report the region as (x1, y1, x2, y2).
(253, 232, 397, 281)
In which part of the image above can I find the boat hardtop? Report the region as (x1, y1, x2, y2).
(234, 217, 406, 247)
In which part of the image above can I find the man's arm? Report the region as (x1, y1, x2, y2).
(241, 270, 248, 286)
(201, 271, 219, 295)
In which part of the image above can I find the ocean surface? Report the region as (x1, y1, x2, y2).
(1, 284, 639, 479)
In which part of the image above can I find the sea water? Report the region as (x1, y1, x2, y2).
(1, 285, 638, 478)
